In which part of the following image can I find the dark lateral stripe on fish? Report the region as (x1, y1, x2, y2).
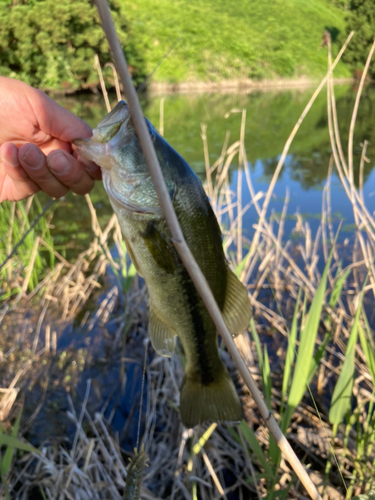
(180, 267, 215, 386)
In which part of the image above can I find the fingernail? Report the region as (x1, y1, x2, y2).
(48, 153, 70, 175)
(0, 152, 17, 168)
(22, 145, 43, 169)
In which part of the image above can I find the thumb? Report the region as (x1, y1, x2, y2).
(32, 89, 93, 143)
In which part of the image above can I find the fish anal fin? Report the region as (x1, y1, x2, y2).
(180, 369, 242, 428)
(222, 267, 251, 337)
(149, 306, 176, 357)
(140, 222, 175, 274)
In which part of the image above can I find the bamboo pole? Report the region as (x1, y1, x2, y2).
(93, 1, 323, 498)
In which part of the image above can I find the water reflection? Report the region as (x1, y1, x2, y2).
(52, 84, 375, 248)
(59, 84, 375, 187)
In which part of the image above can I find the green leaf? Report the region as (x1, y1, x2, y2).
(123, 262, 137, 293)
(329, 265, 351, 309)
(283, 243, 335, 429)
(238, 420, 272, 476)
(250, 318, 263, 375)
(233, 250, 250, 278)
(263, 345, 272, 410)
(329, 294, 364, 425)
(1, 409, 23, 476)
(359, 322, 375, 386)
(352, 494, 375, 500)
(307, 330, 332, 386)
(0, 434, 39, 455)
(262, 346, 279, 460)
(281, 289, 301, 401)
(193, 423, 217, 455)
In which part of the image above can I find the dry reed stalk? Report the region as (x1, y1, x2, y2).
(14, 235, 40, 305)
(327, 40, 375, 299)
(328, 68, 375, 239)
(359, 140, 369, 203)
(236, 109, 247, 264)
(238, 428, 263, 500)
(25, 262, 65, 302)
(32, 301, 48, 353)
(38, 237, 71, 267)
(45, 324, 50, 353)
(348, 40, 375, 185)
(95, 53, 111, 113)
(201, 123, 213, 199)
(274, 189, 290, 302)
(159, 97, 165, 136)
(87, 285, 118, 332)
(85, 194, 120, 273)
(0, 387, 18, 421)
(143, 351, 256, 500)
(200, 448, 225, 496)
(19, 195, 34, 235)
(52, 329, 57, 354)
(249, 32, 354, 261)
(214, 141, 240, 196)
(104, 61, 122, 101)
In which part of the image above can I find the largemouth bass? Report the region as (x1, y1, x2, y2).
(73, 101, 251, 428)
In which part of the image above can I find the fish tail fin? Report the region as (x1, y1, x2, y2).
(180, 369, 242, 428)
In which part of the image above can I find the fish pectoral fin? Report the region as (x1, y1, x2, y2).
(149, 306, 177, 357)
(140, 222, 175, 274)
(222, 267, 252, 337)
(123, 237, 143, 278)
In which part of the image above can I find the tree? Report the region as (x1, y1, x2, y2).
(341, 0, 375, 77)
(0, 0, 147, 92)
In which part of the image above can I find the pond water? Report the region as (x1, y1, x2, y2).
(51, 83, 375, 255)
(22, 83, 375, 449)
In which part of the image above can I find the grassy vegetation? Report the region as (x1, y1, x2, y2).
(0, 198, 56, 302)
(0, 0, 350, 92)
(123, 0, 350, 83)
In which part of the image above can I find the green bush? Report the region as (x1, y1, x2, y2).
(341, 0, 375, 76)
(0, 0, 350, 92)
(0, 0, 147, 92)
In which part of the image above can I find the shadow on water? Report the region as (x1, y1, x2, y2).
(19, 83, 375, 449)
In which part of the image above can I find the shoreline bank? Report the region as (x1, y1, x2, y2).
(147, 77, 353, 95)
(47, 77, 354, 98)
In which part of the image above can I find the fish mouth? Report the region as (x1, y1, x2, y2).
(72, 100, 130, 171)
(94, 100, 129, 143)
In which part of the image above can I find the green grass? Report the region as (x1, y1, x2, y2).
(123, 0, 350, 83)
(0, 199, 55, 299)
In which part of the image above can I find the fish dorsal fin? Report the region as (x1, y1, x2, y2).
(149, 305, 177, 357)
(222, 267, 251, 337)
(140, 222, 175, 274)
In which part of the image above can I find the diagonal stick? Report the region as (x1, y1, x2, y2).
(93, 1, 326, 498)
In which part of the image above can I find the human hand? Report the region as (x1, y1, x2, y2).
(0, 77, 101, 203)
